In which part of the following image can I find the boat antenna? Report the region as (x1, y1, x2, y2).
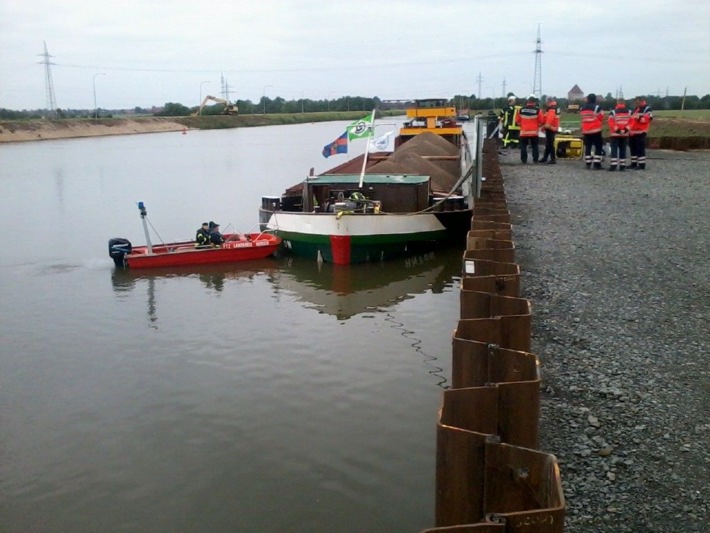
(137, 201, 153, 254)
(358, 108, 377, 189)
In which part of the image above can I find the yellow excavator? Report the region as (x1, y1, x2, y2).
(192, 95, 238, 116)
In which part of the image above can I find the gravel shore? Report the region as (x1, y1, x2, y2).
(500, 148, 709, 532)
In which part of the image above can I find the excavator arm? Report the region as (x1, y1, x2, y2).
(193, 95, 239, 116)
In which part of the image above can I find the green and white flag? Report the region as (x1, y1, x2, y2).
(346, 112, 375, 141)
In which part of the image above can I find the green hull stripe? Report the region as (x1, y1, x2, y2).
(277, 229, 449, 262)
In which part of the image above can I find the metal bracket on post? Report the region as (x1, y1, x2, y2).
(137, 201, 153, 255)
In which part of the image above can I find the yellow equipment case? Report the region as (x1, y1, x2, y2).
(554, 134, 583, 159)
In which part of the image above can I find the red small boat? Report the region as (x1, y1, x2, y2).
(109, 203, 281, 269)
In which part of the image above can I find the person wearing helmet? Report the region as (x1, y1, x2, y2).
(515, 94, 544, 163)
(498, 94, 521, 150)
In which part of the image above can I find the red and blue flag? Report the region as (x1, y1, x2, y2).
(322, 131, 348, 158)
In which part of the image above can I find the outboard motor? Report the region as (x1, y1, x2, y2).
(108, 238, 132, 268)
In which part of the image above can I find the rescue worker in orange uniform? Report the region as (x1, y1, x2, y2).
(629, 96, 653, 170)
(539, 96, 560, 164)
(607, 99, 631, 171)
(515, 95, 544, 164)
(580, 93, 605, 169)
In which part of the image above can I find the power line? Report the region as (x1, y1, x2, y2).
(52, 52, 527, 76)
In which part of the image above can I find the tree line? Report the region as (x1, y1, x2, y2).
(2, 93, 709, 120)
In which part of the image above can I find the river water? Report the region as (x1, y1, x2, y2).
(0, 121, 466, 532)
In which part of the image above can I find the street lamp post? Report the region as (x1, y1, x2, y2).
(93, 73, 106, 119)
(300, 90, 305, 114)
(262, 85, 273, 114)
(199, 80, 210, 115)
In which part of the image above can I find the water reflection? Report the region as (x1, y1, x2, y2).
(271, 247, 463, 320)
(110, 259, 279, 292)
(384, 310, 450, 389)
(109, 246, 463, 324)
(269, 247, 463, 388)
(53, 168, 65, 212)
(110, 260, 280, 327)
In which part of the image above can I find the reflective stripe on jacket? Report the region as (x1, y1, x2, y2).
(500, 105, 521, 129)
(629, 103, 653, 135)
(580, 103, 604, 134)
(516, 104, 543, 137)
(608, 105, 631, 137)
(196, 228, 210, 246)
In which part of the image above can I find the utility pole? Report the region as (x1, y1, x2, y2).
(38, 41, 57, 117)
(93, 73, 106, 119)
(501, 78, 507, 98)
(681, 86, 687, 110)
(532, 24, 543, 99)
(476, 72, 483, 101)
(262, 85, 273, 114)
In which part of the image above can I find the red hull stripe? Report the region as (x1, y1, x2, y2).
(329, 235, 351, 265)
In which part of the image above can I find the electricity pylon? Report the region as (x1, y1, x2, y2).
(38, 41, 58, 117)
(532, 25, 543, 99)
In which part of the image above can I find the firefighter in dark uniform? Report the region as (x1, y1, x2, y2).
(499, 95, 521, 149)
(195, 222, 210, 247)
(208, 221, 224, 246)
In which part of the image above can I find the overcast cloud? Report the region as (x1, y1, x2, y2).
(1, 0, 708, 111)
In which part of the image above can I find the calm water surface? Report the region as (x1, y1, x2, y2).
(0, 123, 463, 532)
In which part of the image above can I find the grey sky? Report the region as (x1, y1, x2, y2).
(1, 0, 708, 111)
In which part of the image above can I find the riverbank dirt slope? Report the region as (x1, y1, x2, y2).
(0, 118, 186, 143)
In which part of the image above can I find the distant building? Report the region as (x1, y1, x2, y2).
(568, 85, 584, 102)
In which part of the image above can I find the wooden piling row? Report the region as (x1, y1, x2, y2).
(422, 141, 566, 532)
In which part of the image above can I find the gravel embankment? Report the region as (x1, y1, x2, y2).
(500, 149, 709, 532)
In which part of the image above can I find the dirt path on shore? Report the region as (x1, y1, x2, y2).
(0, 118, 186, 143)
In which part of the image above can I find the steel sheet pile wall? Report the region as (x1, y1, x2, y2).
(422, 141, 566, 532)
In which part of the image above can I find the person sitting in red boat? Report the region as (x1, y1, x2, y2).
(195, 222, 211, 247)
(208, 221, 225, 247)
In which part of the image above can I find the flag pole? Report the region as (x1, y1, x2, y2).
(358, 109, 376, 189)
